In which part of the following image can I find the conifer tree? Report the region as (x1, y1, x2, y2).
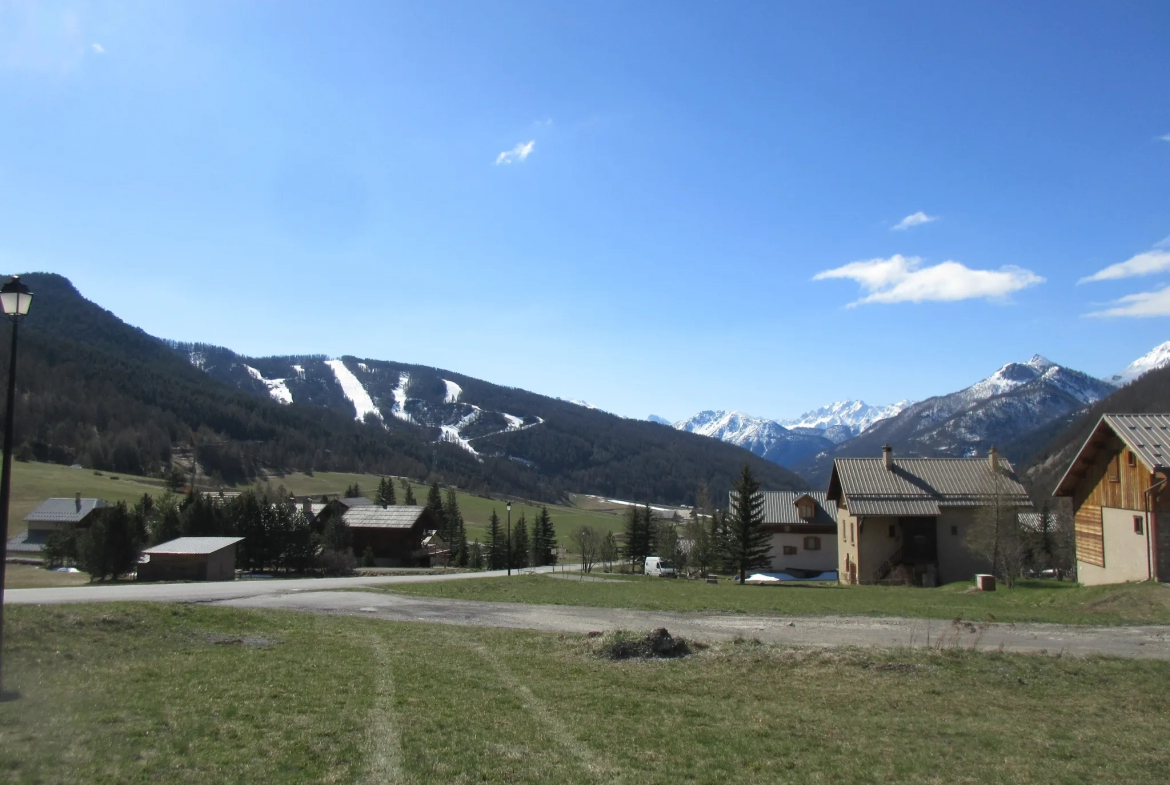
(532, 505, 557, 566)
(445, 487, 467, 565)
(643, 503, 657, 558)
(376, 476, 396, 507)
(469, 539, 484, 569)
(624, 505, 643, 571)
(487, 510, 505, 570)
(403, 483, 417, 505)
(512, 513, 530, 569)
(727, 463, 770, 584)
(425, 482, 447, 538)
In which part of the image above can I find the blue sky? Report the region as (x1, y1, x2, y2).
(1, 1, 1169, 422)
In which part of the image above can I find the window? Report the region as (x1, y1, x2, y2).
(783, 545, 797, 555)
(798, 503, 814, 519)
(850, 522, 855, 545)
(1135, 516, 1144, 535)
(1108, 455, 1120, 483)
(804, 536, 821, 551)
(951, 525, 958, 536)
(1127, 451, 1137, 468)
(843, 522, 847, 542)
(888, 524, 896, 538)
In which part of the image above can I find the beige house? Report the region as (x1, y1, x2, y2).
(1052, 413, 1169, 586)
(7, 494, 109, 554)
(757, 491, 838, 577)
(828, 446, 1032, 586)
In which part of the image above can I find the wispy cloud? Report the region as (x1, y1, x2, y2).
(1161, 133, 1170, 142)
(813, 254, 1044, 307)
(1079, 244, 1170, 283)
(533, 118, 554, 128)
(1086, 285, 1170, 318)
(495, 140, 535, 165)
(91, 42, 104, 54)
(891, 211, 937, 231)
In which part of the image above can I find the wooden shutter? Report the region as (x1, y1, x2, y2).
(1075, 505, 1104, 567)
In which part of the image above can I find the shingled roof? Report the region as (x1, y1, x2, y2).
(342, 505, 435, 529)
(828, 454, 1031, 516)
(24, 497, 108, 524)
(1053, 413, 1170, 497)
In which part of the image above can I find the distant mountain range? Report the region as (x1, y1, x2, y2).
(663, 345, 1170, 486)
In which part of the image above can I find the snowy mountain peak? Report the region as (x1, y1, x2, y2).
(1111, 340, 1170, 386)
(647, 414, 671, 425)
(780, 399, 912, 435)
(1027, 355, 1056, 371)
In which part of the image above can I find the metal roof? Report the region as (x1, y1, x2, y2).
(24, 497, 108, 523)
(1053, 413, 1170, 497)
(142, 537, 244, 555)
(343, 505, 431, 529)
(337, 497, 373, 508)
(830, 455, 1031, 517)
(6, 529, 52, 553)
(758, 491, 837, 526)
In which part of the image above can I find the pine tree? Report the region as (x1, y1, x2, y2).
(445, 488, 467, 565)
(469, 539, 484, 569)
(532, 505, 557, 566)
(403, 483, 417, 505)
(728, 463, 770, 584)
(643, 503, 657, 558)
(344, 483, 362, 498)
(624, 505, 642, 571)
(376, 476, 396, 507)
(487, 510, 505, 570)
(512, 513, 530, 569)
(425, 482, 447, 540)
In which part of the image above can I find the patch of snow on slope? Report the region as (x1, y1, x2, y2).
(440, 408, 483, 459)
(781, 400, 912, 434)
(1111, 340, 1170, 386)
(389, 373, 413, 423)
(291, 364, 305, 379)
(357, 362, 369, 372)
(443, 379, 462, 403)
(242, 365, 293, 405)
(325, 359, 383, 423)
(188, 352, 206, 370)
(503, 413, 525, 431)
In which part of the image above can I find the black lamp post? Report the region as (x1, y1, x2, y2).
(0, 275, 33, 697)
(506, 501, 512, 577)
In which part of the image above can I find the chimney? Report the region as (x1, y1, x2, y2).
(302, 498, 311, 515)
(882, 444, 893, 470)
(75, 492, 82, 512)
(989, 446, 999, 474)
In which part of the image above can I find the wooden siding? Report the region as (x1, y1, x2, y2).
(1075, 506, 1104, 567)
(1072, 435, 1153, 513)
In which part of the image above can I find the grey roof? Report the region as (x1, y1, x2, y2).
(24, 497, 108, 523)
(343, 505, 430, 529)
(759, 492, 837, 526)
(142, 537, 244, 555)
(337, 496, 374, 508)
(1054, 413, 1170, 496)
(830, 456, 1031, 517)
(7, 529, 52, 553)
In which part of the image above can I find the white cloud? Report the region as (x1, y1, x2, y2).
(1086, 285, 1170, 318)
(1161, 133, 1170, 142)
(813, 254, 1044, 307)
(891, 211, 937, 231)
(1079, 249, 1170, 283)
(91, 42, 104, 54)
(494, 140, 535, 165)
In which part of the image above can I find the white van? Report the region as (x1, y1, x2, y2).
(644, 556, 676, 577)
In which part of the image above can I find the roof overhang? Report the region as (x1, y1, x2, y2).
(1052, 415, 1155, 497)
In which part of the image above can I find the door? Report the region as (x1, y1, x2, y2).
(900, 517, 937, 563)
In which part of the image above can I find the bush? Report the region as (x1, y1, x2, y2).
(43, 526, 80, 569)
(361, 546, 376, 568)
(597, 628, 691, 660)
(318, 548, 357, 575)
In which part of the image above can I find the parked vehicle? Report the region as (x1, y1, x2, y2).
(644, 556, 676, 577)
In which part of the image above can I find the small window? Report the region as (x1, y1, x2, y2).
(783, 545, 797, 556)
(888, 524, 896, 539)
(804, 536, 821, 551)
(842, 523, 846, 542)
(1108, 455, 1120, 483)
(951, 525, 958, 536)
(1127, 451, 1137, 468)
(850, 523, 855, 545)
(1134, 516, 1144, 535)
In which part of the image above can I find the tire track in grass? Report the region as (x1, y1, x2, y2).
(467, 640, 622, 784)
(361, 635, 405, 785)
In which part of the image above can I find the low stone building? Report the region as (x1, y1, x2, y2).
(138, 537, 244, 582)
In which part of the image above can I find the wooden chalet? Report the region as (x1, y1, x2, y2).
(342, 504, 439, 567)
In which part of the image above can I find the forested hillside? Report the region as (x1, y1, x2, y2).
(0, 273, 807, 505)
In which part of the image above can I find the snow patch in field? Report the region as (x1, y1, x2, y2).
(390, 373, 413, 423)
(326, 359, 383, 423)
(440, 408, 483, 459)
(243, 365, 293, 405)
(503, 413, 524, 431)
(291, 364, 305, 378)
(443, 379, 462, 403)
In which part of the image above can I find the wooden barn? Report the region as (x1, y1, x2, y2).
(1053, 413, 1170, 585)
(138, 537, 244, 582)
(343, 505, 438, 567)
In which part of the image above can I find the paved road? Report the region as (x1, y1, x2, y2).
(10, 571, 1170, 659)
(4, 566, 562, 605)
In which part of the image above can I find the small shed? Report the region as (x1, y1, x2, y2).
(138, 537, 244, 582)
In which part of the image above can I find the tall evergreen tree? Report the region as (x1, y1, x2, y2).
(512, 513, 531, 569)
(532, 505, 557, 566)
(445, 488, 467, 566)
(376, 476, 396, 507)
(623, 505, 643, 571)
(403, 483, 417, 505)
(728, 463, 770, 584)
(643, 504, 657, 558)
(344, 483, 362, 498)
(425, 482, 447, 539)
(78, 501, 146, 581)
(487, 510, 505, 570)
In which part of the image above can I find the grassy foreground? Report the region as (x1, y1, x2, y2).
(381, 574, 1170, 626)
(3, 604, 1169, 784)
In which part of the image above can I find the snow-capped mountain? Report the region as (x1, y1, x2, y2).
(1110, 340, 1170, 386)
(647, 414, 671, 425)
(791, 354, 1116, 484)
(780, 400, 912, 441)
(673, 410, 833, 468)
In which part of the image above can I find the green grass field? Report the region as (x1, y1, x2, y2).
(379, 574, 1170, 626)
(2, 603, 1168, 784)
(3, 563, 90, 588)
(6, 461, 167, 537)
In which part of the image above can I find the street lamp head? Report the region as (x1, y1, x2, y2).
(0, 277, 32, 318)
(506, 501, 511, 512)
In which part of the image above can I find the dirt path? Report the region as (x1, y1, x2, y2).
(218, 590, 1170, 660)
